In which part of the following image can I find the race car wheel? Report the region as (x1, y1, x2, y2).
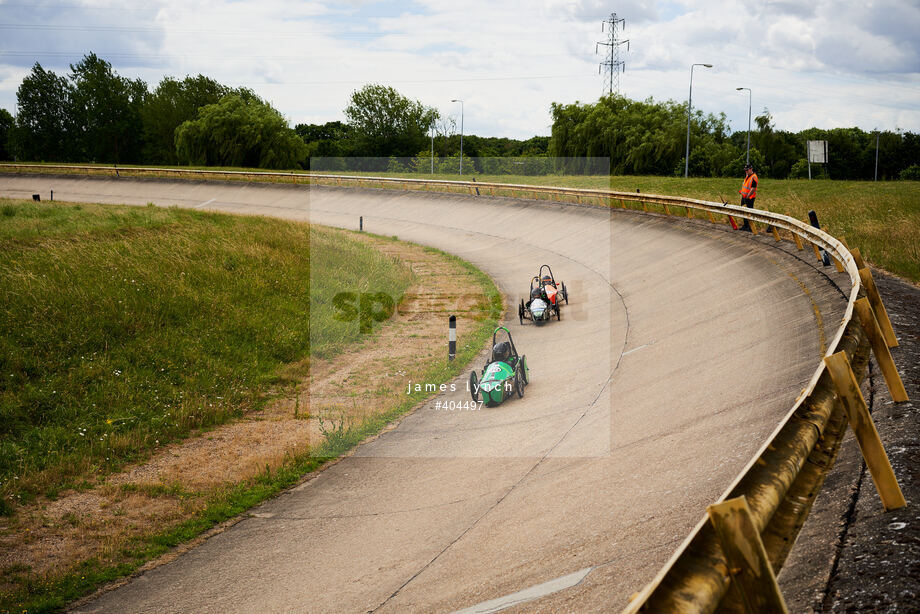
(469, 371, 480, 402)
(556, 305, 561, 321)
(519, 299, 525, 325)
(562, 282, 569, 304)
(515, 366, 525, 398)
(520, 355, 529, 384)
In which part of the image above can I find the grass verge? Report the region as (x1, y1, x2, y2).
(0, 199, 414, 508)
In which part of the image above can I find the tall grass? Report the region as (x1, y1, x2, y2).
(0, 199, 413, 511)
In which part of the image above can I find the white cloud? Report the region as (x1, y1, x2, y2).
(0, 0, 917, 138)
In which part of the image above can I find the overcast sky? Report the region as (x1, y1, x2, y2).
(1, 0, 919, 139)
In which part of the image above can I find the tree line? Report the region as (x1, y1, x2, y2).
(1, 54, 917, 179)
(2, 54, 306, 169)
(549, 95, 920, 180)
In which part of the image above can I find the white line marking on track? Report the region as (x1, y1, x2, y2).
(451, 567, 594, 614)
(623, 340, 654, 356)
(195, 198, 216, 208)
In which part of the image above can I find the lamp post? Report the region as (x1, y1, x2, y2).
(684, 63, 712, 178)
(430, 119, 435, 175)
(451, 98, 464, 175)
(874, 130, 880, 181)
(736, 87, 751, 166)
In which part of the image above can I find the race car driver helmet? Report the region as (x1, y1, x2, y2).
(492, 341, 511, 363)
(531, 287, 543, 300)
(541, 274, 553, 286)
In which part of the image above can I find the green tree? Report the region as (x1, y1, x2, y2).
(68, 53, 146, 163)
(750, 110, 797, 179)
(142, 75, 229, 164)
(899, 164, 920, 180)
(296, 121, 354, 166)
(721, 147, 765, 178)
(175, 94, 306, 169)
(344, 84, 438, 164)
(10, 63, 72, 161)
(789, 158, 810, 179)
(551, 94, 727, 176)
(0, 108, 13, 160)
(862, 130, 905, 180)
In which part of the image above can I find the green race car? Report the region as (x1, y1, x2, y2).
(469, 327, 529, 406)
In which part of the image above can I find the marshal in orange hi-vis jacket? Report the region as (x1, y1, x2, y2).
(739, 167, 758, 200)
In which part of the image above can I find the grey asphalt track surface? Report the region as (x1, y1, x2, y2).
(0, 176, 852, 613)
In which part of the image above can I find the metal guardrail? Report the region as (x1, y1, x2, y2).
(0, 163, 904, 611)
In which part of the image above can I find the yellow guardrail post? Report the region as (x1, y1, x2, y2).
(853, 298, 908, 402)
(850, 247, 866, 269)
(808, 228, 824, 262)
(707, 497, 790, 614)
(824, 351, 906, 511)
(858, 268, 898, 347)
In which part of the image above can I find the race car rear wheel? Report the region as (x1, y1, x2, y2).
(556, 305, 561, 321)
(562, 282, 569, 304)
(520, 355, 528, 384)
(515, 366, 525, 398)
(469, 371, 480, 402)
(518, 299, 525, 325)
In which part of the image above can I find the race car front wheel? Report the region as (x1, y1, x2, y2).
(469, 371, 480, 402)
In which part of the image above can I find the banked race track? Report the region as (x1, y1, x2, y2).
(0, 175, 851, 613)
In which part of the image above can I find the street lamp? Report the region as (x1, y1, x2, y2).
(430, 119, 435, 175)
(736, 87, 751, 166)
(874, 129, 880, 181)
(684, 63, 712, 178)
(451, 98, 464, 175)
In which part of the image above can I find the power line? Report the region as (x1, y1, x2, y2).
(0, 50, 606, 62)
(596, 12, 628, 96)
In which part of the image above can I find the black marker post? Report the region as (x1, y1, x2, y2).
(808, 210, 831, 266)
(448, 315, 456, 361)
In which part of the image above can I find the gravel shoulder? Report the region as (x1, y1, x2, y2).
(780, 270, 920, 612)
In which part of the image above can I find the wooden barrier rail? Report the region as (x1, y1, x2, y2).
(1, 163, 908, 611)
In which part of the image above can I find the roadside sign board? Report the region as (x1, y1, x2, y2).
(807, 140, 828, 164)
